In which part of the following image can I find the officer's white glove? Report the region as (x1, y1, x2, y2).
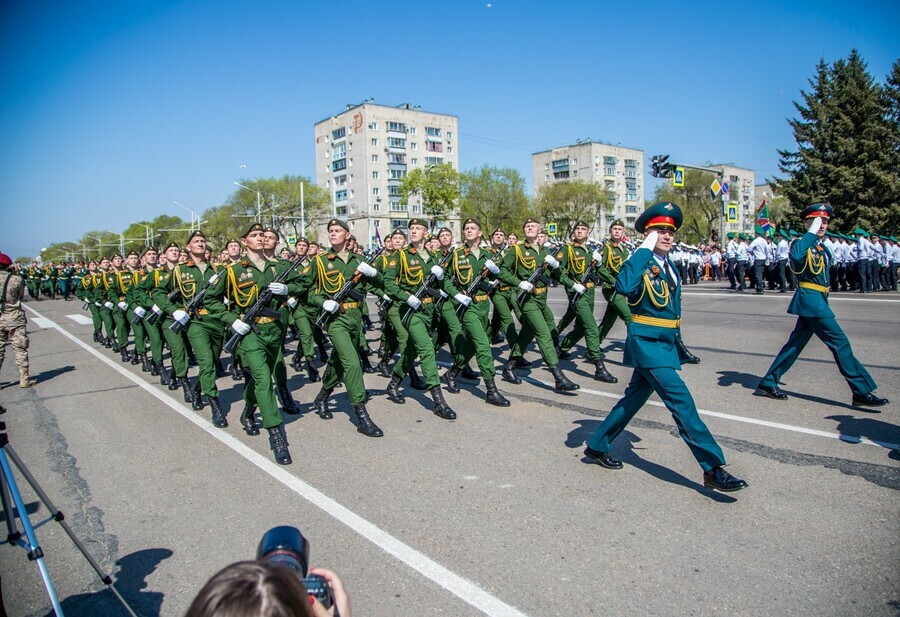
(518, 281, 534, 292)
(267, 282, 288, 296)
(356, 262, 377, 278)
(406, 295, 422, 310)
(640, 231, 659, 251)
(454, 293, 472, 307)
(151, 304, 163, 316)
(430, 265, 444, 280)
(484, 259, 500, 275)
(592, 250, 603, 263)
(544, 254, 560, 269)
(438, 290, 449, 299)
(286, 297, 298, 309)
(117, 301, 128, 311)
(809, 216, 823, 235)
(231, 319, 251, 335)
(322, 299, 339, 314)
(381, 294, 392, 303)
(173, 309, 190, 325)
(572, 283, 586, 294)
(134, 307, 147, 318)
(104, 301, 114, 310)
(208, 273, 219, 285)
(94, 302, 102, 307)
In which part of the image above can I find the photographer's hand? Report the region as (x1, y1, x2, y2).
(309, 567, 350, 617)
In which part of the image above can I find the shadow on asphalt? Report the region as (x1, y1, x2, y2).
(825, 415, 900, 449)
(716, 370, 761, 390)
(0, 500, 40, 524)
(33, 366, 76, 383)
(43, 547, 173, 617)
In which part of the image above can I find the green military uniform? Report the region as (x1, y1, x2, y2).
(432, 247, 465, 354)
(597, 230, 633, 346)
(78, 270, 103, 340)
(107, 267, 133, 355)
(132, 264, 167, 377)
(373, 247, 399, 376)
(97, 267, 119, 350)
(150, 264, 192, 396)
(58, 265, 74, 300)
(488, 249, 519, 348)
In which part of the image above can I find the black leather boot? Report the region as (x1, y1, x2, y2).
(485, 377, 510, 407)
(515, 357, 532, 368)
(556, 345, 571, 359)
(360, 351, 376, 374)
(362, 315, 375, 331)
(317, 341, 328, 363)
(313, 388, 334, 419)
(130, 349, 140, 365)
(112, 340, 120, 353)
(180, 377, 192, 402)
(430, 386, 456, 419)
(594, 358, 617, 383)
(306, 359, 320, 382)
(93, 330, 100, 343)
(231, 362, 244, 381)
(191, 380, 205, 411)
(167, 369, 179, 390)
(290, 351, 302, 371)
(215, 359, 227, 378)
(461, 366, 479, 381)
(268, 425, 292, 465)
(150, 359, 161, 377)
(551, 365, 579, 392)
(240, 405, 260, 436)
(386, 375, 405, 404)
(354, 403, 383, 437)
(442, 366, 461, 394)
(209, 396, 227, 428)
(408, 367, 428, 391)
(501, 359, 522, 384)
(277, 384, 301, 415)
(140, 354, 150, 372)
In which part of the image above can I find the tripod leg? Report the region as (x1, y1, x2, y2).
(0, 472, 21, 544)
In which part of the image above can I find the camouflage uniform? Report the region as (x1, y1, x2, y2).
(0, 268, 35, 387)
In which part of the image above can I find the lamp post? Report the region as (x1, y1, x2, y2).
(174, 201, 197, 232)
(234, 182, 262, 223)
(131, 222, 157, 247)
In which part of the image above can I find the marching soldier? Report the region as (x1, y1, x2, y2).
(757, 204, 888, 407)
(596, 219, 633, 354)
(97, 257, 119, 350)
(497, 218, 579, 392)
(131, 247, 166, 377)
(205, 223, 304, 465)
(440, 218, 510, 407)
(263, 227, 302, 414)
(116, 250, 142, 364)
(151, 244, 194, 402)
(106, 254, 132, 357)
(488, 228, 518, 349)
(308, 219, 384, 436)
(79, 260, 104, 342)
(583, 203, 748, 493)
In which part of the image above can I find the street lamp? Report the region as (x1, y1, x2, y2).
(234, 182, 262, 223)
(131, 221, 156, 247)
(174, 201, 197, 232)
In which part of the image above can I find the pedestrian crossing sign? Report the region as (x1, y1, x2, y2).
(287, 236, 297, 245)
(727, 206, 738, 223)
(547, 222, 558, 235)
(673, 167, 685, 187)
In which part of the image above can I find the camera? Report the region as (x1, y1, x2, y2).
(257, 526, 336, 612)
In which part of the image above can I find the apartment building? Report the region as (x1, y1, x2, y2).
(709, 164, 756, 234)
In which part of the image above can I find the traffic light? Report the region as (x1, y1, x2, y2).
(650, 154, 671, 178)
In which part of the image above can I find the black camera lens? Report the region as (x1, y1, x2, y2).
(256, 526, 310, 576)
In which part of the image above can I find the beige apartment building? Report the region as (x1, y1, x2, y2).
(313, 102, 460, 245)
(709, 164, 756, 234)
(532, 141, 645, 234)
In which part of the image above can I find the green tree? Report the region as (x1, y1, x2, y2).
(774, 50, 900, 234)
(653, 169, 720, 243)
(459, 165, 531, 234)
(399, 163, 461, 225)
(533, 180, 610, 239)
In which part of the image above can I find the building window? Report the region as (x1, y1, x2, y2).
(626, 205, 639, 213)
(390, 201, 407, 212)
(447, 131, 452, 139)
(335, 190, 347, 201)
(332, 142, 346, 159)
(426, 141, 443, 152)
(626, 192, 638, 201)
(626, 179, 636, 190)
(545, 163, 549, 170)
(425, 156, 442, 165)
(332, 159, 346, 171)
(545, 175, 550, 181)
(336, 206, 347, 216)
(388, 185, 402, 196)
(410, 142, 417, 151)
(604, 166, 615, 176)
(553, 171, 570, 179)
(387, 137, 406, 148)
(368, 122, 378, 130)
(371, 138, 378, 147)
(447, 146, 453, 154)
(552, 158, 569, 170)
(389, 153, 406, 164)
(625, 159, 637, 168)
(373, 218, 380, 225)
(372, 171, 379, 180)
(572, 158, 577, 165)
(349, 189, 354, 198)
(572, 170, 578, 177)
(332, 127, 346, 140)
(411, 158, 417, 165)
(408, 127, 416, 135)
(391, 217, 408, 228)
(624, 169, 637, 178)
(412, 205, 421, 213)
(335, 175, 347, 186)
(426, 127, 442, 137)
(604, 156, 616, 165)
(373, 204, 380, 212)
(387, 121, 407, 133)
(390, 169, 406, 179)
(371, 154, 379, 163)
(372, 187, 380, 196)
(349, 174, 354, 182)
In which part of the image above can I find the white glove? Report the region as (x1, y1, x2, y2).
(286, 297, 298, 309)
(518, 281, 534, 292)
(809, 217, 823, 235)
(231, 319, 251, 335)
(104, 301, 114, 310)
(430, 265, 444, 280)
(592, 251, 603, 263)
(640, 231, 659, 251)
(454, 293, 472, 307)
(381, 294, 392, 303)
(117, 301, 128, 311)
(484, 259, 500, 275)
(134, 306, 147, 318)
(406, 295, 422, 310)
(173, 309, 190, 325)
(544, 254, 560, 269)
(439, 290, 448, 299)
(208, 273, 219, 285)
(151, 304, 163, 316)
(356, 262, 377, 278)
(94, 302, 101, 307)
(572, 283, 586, 294)
(267, 282, 288, 295)
(322, 299, 339, 313)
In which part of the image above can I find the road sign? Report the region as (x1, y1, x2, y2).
(727, 205, 738, 223)
(673, 167, 685, 187)
(287, 236, 297, 245)
(721, 181, 730, 195)
(547, 222, 558, 235)
(709, 178, 722, 201)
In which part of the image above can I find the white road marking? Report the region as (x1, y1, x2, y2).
(521, 375, 899, 451)
(25, 306, 529, 617)
(66, 314, 94, 325)
(547, 292, 900, 304)
(29, 317, 55, 329)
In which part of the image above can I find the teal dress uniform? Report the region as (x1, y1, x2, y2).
(758, 204, 886, 406)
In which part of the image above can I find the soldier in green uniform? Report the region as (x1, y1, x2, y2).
(78, 261, 103, 342)
(554, 221, 617, 383)
(58, 262, 74, 301)
(487, 229, 522, 355)
(106, 254, 133, 358)
(307, 219, 383, 437)
(222, 239, 246, 381)
(382, 218, 455, 419)
(151, 243, 194, 402)
(205, 223, 304, 465)
(440, 218, 510, 407)
(41, 262, 57, 299)
(373, 231, 402, 377)
(263, 227, 301, 414)
(116, 250, 143, 364)
(595, 220, 634, 352)
(25, 264, 41, 301)
(171, 231, 229, 425)
(757, 203, 888, 406)
(497, 218, 579, 392)
(97, 256, 121, 351)
(583, 202, 748, 493)
(131, 247, 165, 376)
(432, 228, 466, 356)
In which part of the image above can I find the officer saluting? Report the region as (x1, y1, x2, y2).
(583, 203, 748, 493)
(756, 203, 888, 406)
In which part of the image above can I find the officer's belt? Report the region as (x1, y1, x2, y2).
(474, 294, 490, 302)
(254, 316, 278, 324)
(632, 315, 681, 329)
(799, 282, 829, 294)
(341, 302, 359, 310)
(498, 285, 511, 291)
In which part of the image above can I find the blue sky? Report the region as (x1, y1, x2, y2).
(1, 0, 898, 259)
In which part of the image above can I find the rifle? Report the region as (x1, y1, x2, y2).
(145, 289, 181, 326)
(82, 299, 90, 311)
(570, 256, 600, 303)
(454, 264, 495, 318)
(315, 246, 384, 330)
(169, 270, 222, 334)
(400, 249, 454, 327)
(515, 261, 553, 306)
(223, 256, 307, 354)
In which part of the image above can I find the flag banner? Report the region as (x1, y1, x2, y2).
(755, 198, 774, 236)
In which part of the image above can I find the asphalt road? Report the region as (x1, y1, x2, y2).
(1, 284, 898, 617)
